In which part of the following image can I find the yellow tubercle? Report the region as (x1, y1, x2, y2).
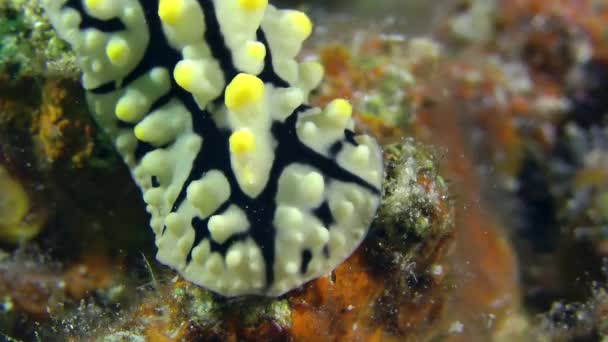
(230, 128, 258, 189)
(225, 73, 265, 110)
(287, 11, 313, 39)
(85, 0, 104, 10)
(134, 124, 149, 141)
(246, 41, 266, 61)
(229, 129, 256, 154)
(329, 99, 352, 116)
(326, 98, 352, 126)
(238, 0, 268, 11)
(158, 0, 186, 25)
(115, 97, 137, 122)
(173, 62, 195, 92)
(106, 38, 130, 66)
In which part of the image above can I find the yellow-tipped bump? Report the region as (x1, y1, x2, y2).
(246, 42, 266, 61)
(238, 0, 268, 11)
(85, 0, 104, 10)
(173, 61, 196, 91)
(229, 129, 256, 154)
(134, 125, 147, 141)
(287, 11, 313, 39)
(158, 0, 186, 25)
(225, 73, 264, 110)
(115, 97, 137, 122)
(326, 98, 352, 126)
(106, 38, 130, 66)
(329, 99, 352, 116)
(134, 120, 160, 143)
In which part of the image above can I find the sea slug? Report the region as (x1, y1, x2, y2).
(43, 0, 383, 296)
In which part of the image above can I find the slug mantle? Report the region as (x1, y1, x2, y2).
(43, 0, 383, 296)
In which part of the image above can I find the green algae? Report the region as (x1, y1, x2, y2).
(0, 0, 77, 80)
(173, 283, 292, 330)
(372, 138, 453, 253)
(173, 283, 223, 329)
(241, 298, 291, 328)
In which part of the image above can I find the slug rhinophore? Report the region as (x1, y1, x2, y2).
(43, 0, 383, 296)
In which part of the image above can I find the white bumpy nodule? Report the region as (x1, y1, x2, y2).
(43, 0, 383, 297)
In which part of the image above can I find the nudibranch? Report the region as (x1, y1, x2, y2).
(43, 0, 383, 296)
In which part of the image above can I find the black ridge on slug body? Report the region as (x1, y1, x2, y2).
(64, 0, 381, 293)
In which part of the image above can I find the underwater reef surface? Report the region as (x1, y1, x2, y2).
(0, 0, 607, 340)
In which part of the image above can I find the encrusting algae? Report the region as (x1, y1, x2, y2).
(0, 0, 77, 80)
